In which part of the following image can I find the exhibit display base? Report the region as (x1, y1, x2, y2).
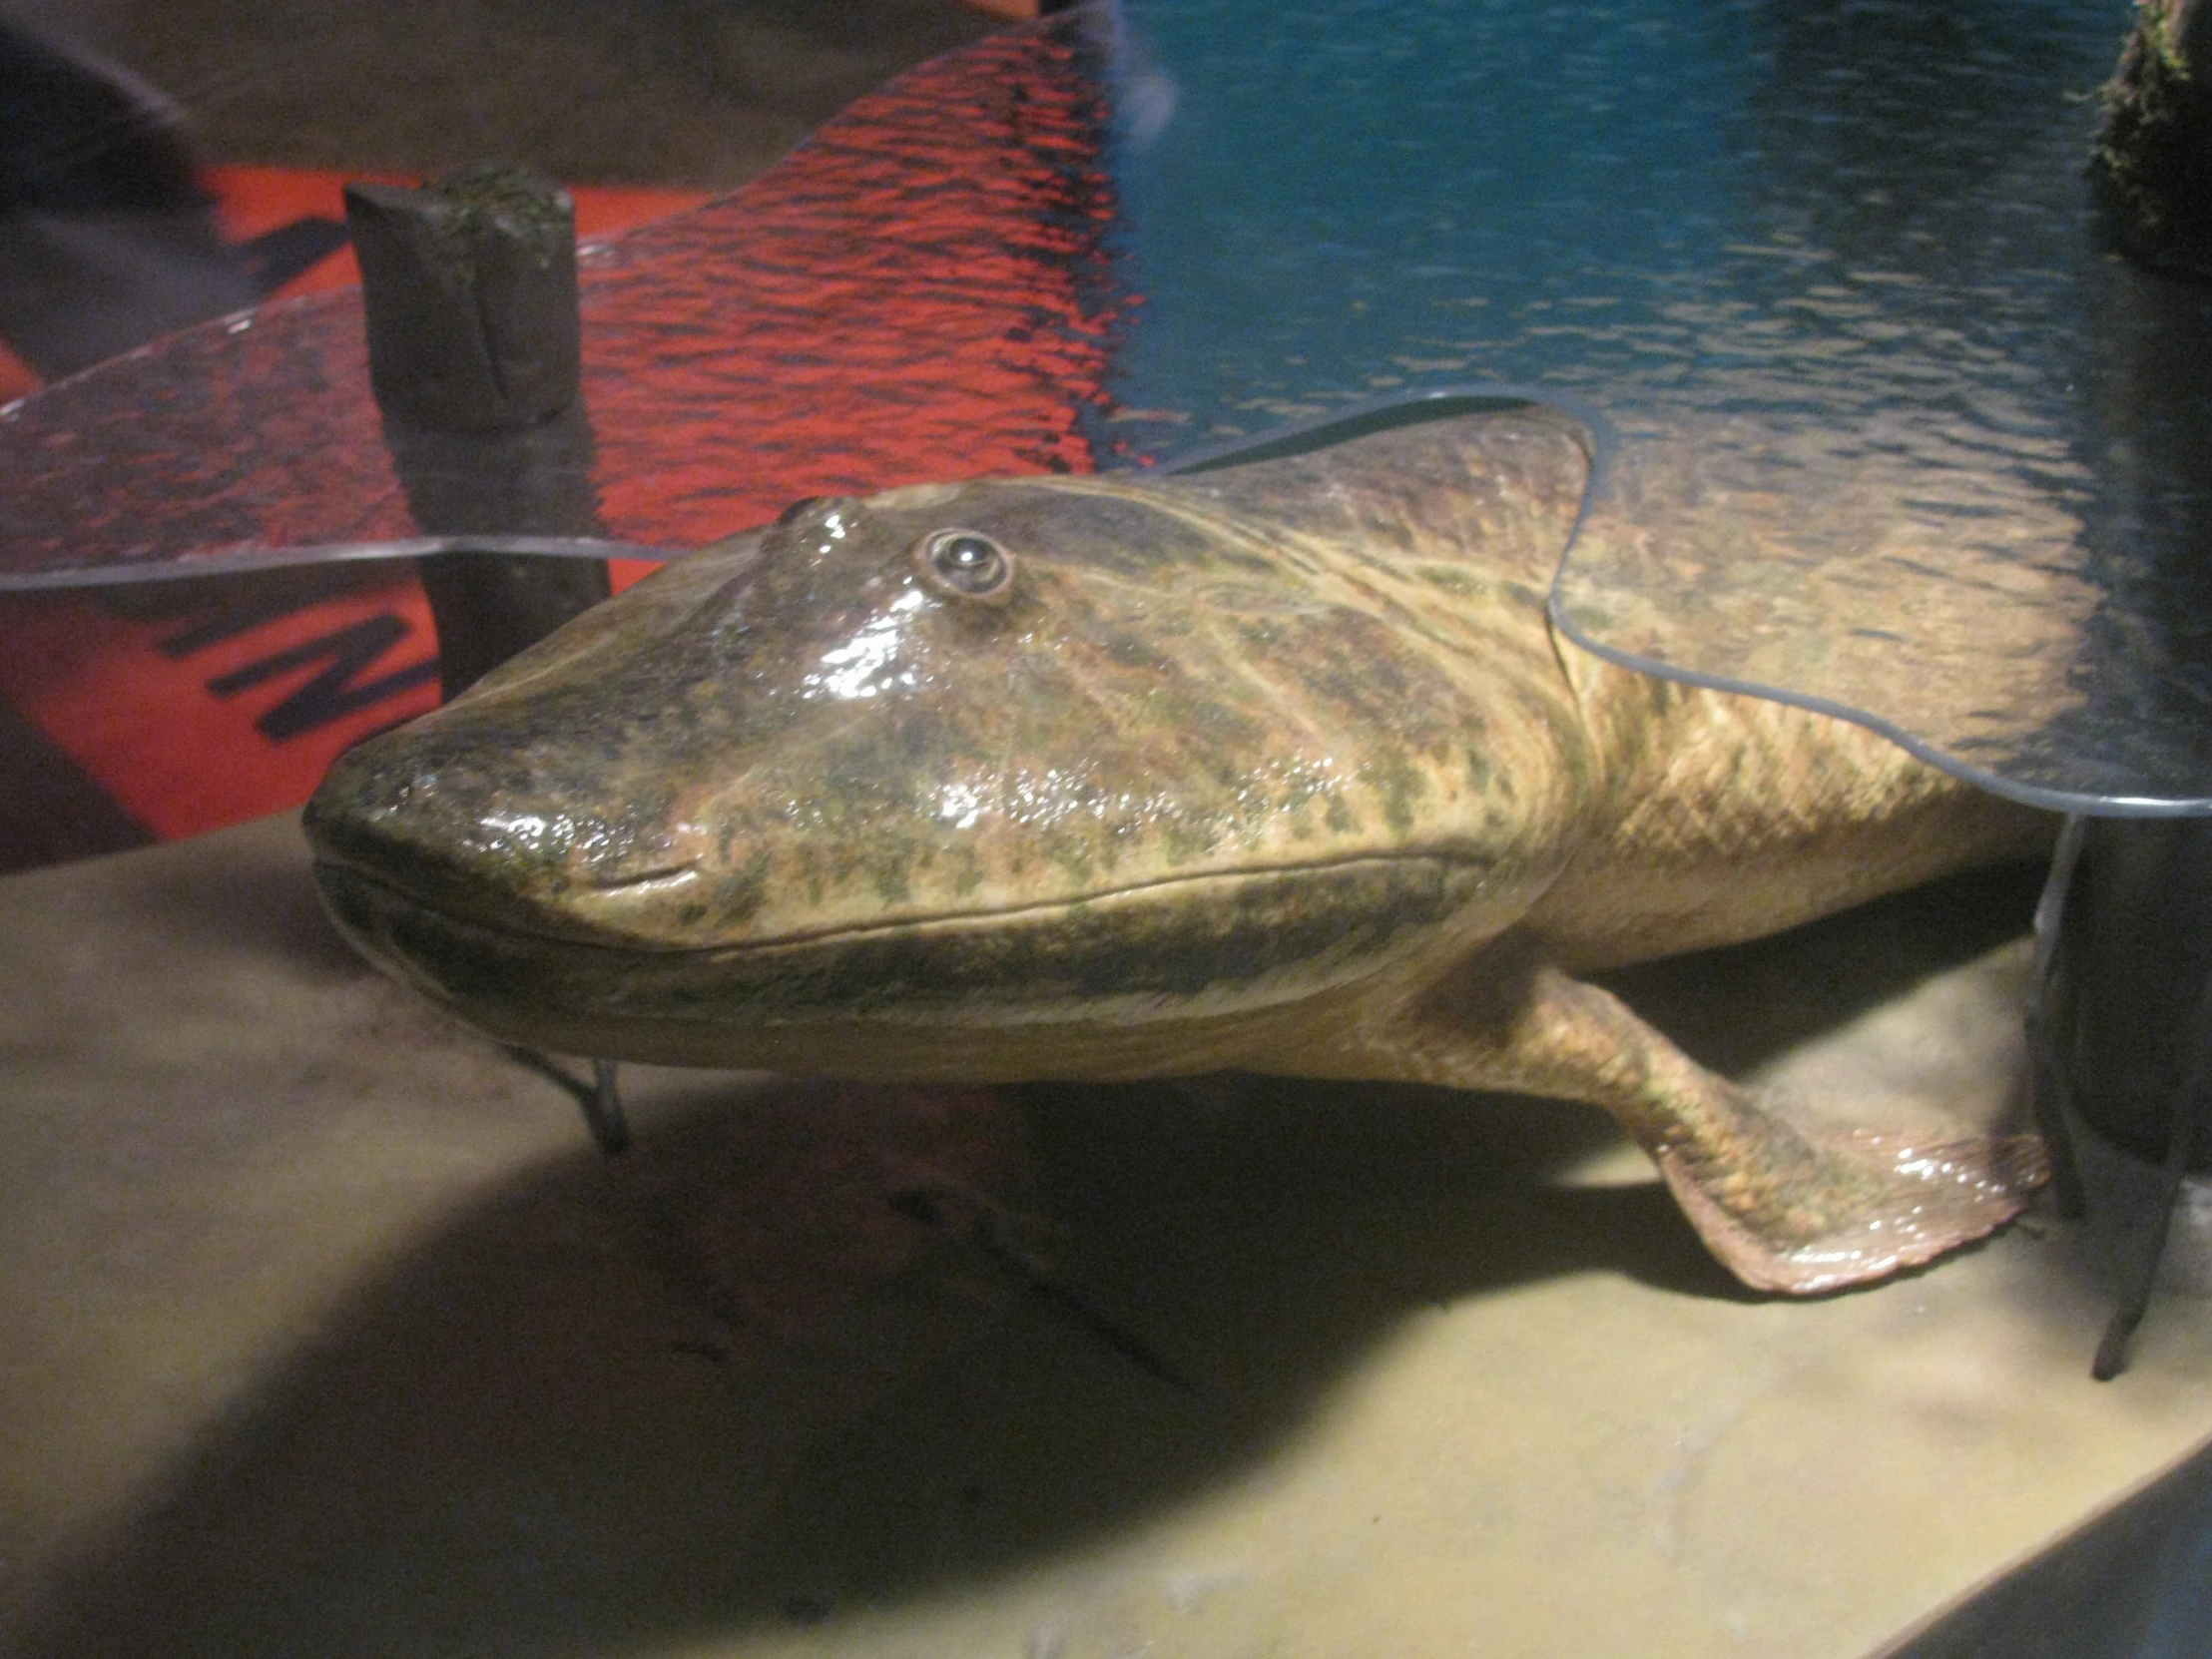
(3, 818, 2209, 1658)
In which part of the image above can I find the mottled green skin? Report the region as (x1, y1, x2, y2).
(310, 409, 1599, 1041)
(308, 406, 2055, 1292)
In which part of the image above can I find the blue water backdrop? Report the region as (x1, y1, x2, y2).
(1094, 0, 2212, 808)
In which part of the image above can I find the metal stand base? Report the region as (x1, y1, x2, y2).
(502, 1047, 631, 1155)
(2033, 814, 2212, 1377)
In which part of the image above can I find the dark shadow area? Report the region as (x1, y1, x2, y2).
(4, 858, 2044, 1657)
(2057, 243, 2212, 797)
(0, 692, 151, 872)
(1885, 1426, 2212, 1659)
(0, 559, 442, 873)
(0, 11, 261, 378)
(1746, 0, 2097, 284)
(100, 808, 367, 980)
(1596, 859, 2046, 1079)
(2, 1067, 1711, 1659)
(62, 0, 1005, 189)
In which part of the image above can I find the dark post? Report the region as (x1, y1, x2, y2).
(346, 165, 631, 1157)
(343, 164, 611, 700)
(2047, 817, 2212, 1376)
(2067, 819, 2212, 1170)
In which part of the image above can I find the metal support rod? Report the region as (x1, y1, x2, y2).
(501, 1047, 631, 1156)
(2024, 815, 2089, 1220)
(585, 1058, 632, 1156)
(2030, 815, 2212, 1375)
(2093, 963, 2212, 1379)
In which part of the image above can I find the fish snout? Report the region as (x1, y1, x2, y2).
(305, 722, 667, 945)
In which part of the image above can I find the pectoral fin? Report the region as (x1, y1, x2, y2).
(1279, 936, 2047, 1293)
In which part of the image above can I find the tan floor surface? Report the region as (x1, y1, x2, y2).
(2, 816, 2210, 1657)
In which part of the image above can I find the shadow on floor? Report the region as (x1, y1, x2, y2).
(1886, 1428, 2212, 1659)
(5, 1066, 1718, 1659)
(5, 862, 2051, 1658)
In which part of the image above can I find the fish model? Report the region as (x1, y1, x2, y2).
(305, 401, 2052, 1294)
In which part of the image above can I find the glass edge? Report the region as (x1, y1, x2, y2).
(0, 536, 684, 592)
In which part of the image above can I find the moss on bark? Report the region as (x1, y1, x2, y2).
(2094, 0, 2212, 276)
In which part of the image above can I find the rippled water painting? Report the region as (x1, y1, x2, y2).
(1100, 0, 2212, 809)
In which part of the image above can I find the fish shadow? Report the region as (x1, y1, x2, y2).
(8, 865, 2040, 1658)
(8, 1076, 1702, 1658)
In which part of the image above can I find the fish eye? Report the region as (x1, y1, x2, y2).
(914, 528, 1016, 604)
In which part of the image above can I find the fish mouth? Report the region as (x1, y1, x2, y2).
(310, 848, 1499, 1069)
(582, 863, 700, 893)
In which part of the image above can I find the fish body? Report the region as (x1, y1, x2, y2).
(307, 405, 2051, 1293)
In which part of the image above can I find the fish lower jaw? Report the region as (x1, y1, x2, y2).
(309, 849, 1526, 1078)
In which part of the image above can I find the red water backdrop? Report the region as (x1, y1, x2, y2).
(0, 12, 1126, 852)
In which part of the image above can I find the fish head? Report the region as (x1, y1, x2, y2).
(306, 416, 1594, 1073)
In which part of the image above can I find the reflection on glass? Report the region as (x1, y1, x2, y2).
(1105, 0, 2212, 811)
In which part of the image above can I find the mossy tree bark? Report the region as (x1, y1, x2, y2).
(2095, 0, 2212, 276)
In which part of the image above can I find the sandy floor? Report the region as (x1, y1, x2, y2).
(3, 818, 2209, 1658)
